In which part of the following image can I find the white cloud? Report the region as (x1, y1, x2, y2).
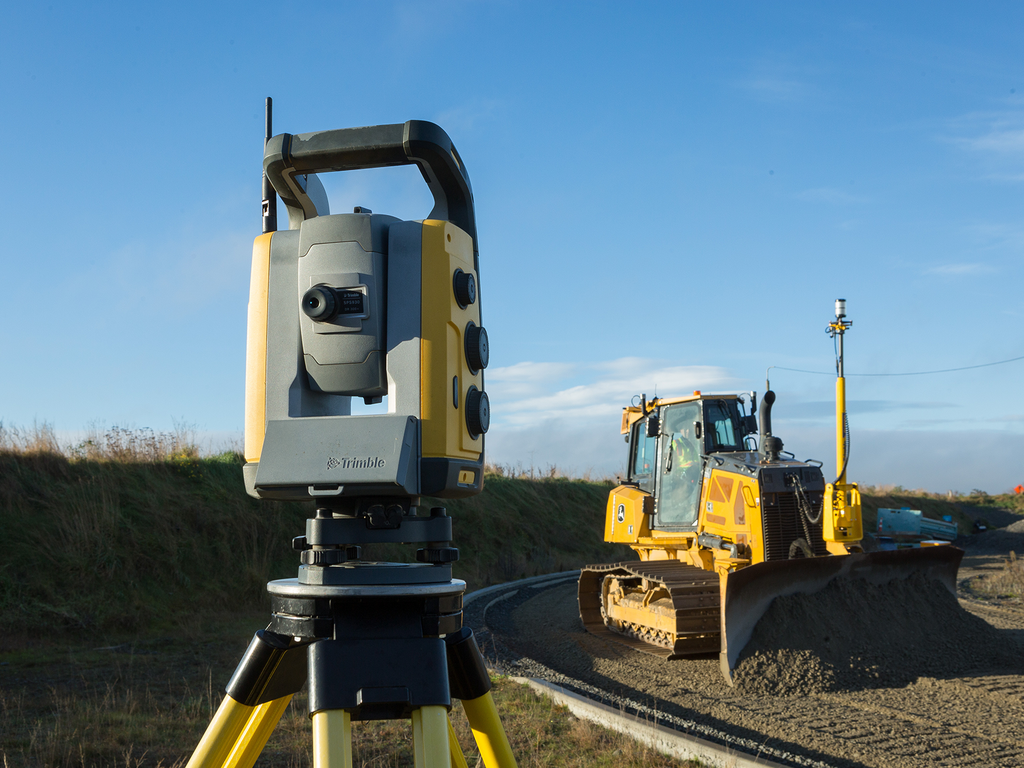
(947, 107, 1024, 181)
(961, 126, 1024, 157)
(485, 361, 577, 400)
(779, 426, 1024, 494)
(962, 222, 1024, 253)
(483, 364, 1024, 491)
(487, 358, 735, 430)
(487, 419, 1024, 492)
(739, 74, 811, 103)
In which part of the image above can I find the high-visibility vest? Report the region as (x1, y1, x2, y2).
(673, 437, 697, 470)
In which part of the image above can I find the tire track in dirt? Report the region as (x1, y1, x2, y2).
(473, 575, 1024, 768)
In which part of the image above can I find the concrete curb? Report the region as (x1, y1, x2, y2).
(463, 570, 580, 606)
(511, 677, 789, 768)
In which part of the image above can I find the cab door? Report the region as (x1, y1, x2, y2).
(628, 419, 657, 494)
(653, 402, 703, 529)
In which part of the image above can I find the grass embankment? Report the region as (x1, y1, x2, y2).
(1, 439, 670, 767)
(0, 449, 629, 635)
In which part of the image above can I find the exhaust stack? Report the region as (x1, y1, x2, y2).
(759, 390, 783, 462)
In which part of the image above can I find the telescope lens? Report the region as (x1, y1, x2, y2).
(302, 285, 337, 321)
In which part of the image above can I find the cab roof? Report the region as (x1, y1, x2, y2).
(620, 392, 743, 434)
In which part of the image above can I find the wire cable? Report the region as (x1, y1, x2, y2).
(770, 353, 1024, 377)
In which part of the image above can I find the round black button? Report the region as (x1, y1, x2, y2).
(466, 386, 490, 438)
(453, 269, 477, 308)
(465, 322, 489, 373)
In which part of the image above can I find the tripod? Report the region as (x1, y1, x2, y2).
(184, 505, 517, 768)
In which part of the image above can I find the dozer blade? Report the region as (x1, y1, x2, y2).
(718, 545, 963, 684)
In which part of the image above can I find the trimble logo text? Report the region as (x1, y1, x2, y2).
(326, 456, 386, 470)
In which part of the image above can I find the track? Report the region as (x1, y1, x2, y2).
(466, 552, 1024, 768)
(578, 561, 720, 657)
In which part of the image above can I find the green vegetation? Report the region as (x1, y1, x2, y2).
(0, 428, 680, 767)
(0, 430, 629, 635)
(957, 487, 1024, 519)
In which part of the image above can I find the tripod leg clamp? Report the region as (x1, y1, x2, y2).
(225, 630, 311, 706)
(445, 627, 491, 701)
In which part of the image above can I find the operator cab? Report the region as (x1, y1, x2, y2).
(626, 395, 755, 531)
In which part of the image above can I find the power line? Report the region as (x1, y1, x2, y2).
(770, 353, 1024, 377)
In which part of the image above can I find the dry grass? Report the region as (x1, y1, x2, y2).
(484, 462, 618, 484)
(0, 634, 694, 768)
(0, 421, 200, 463)
(974, 551, 1024, 600)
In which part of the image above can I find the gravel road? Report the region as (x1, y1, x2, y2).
(468, 524, 1024, 768)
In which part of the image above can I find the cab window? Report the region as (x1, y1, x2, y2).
(704, 399, 743, 453)
(631, 423, 657, 479)
(656, 403, 702, 528)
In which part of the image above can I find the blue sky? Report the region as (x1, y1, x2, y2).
(2, 2, 1022, 492)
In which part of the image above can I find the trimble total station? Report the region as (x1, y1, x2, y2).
(183, 104, 514, 768)
(243, 114, 490, 511)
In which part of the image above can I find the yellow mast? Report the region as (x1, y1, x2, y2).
(823, 299, 863, 550)
(828, 299, 853, 484)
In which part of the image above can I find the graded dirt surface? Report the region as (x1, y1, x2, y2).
(470, 527, 1024, 768)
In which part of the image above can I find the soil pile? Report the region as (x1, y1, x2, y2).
(732, 569, 1022, 696)
(959, 516, 1024, 556)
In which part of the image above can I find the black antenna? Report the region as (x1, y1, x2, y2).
(262, 97, 277, 233)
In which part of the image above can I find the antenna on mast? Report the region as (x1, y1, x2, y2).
(262, 97, 277, 233)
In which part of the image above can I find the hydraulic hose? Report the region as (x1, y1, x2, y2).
(833, 412, 850, 486)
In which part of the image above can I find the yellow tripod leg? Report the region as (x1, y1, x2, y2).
(447, 714, 469, 768)
(222, 694, 294, 768)
(462, 692, 518, 768)
(186, 696, 256, 768)
(412, 705, 451, 768)
(312, 709, 353, 768)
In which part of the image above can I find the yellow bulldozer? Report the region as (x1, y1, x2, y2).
(578, 301, 962, 683)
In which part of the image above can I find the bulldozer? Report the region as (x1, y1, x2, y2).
(578, 300, 962, 683)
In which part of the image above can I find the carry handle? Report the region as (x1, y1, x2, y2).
(264, 120, 477, 261)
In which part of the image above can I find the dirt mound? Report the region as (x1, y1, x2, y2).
(732, 570, 1022, 696)
(960, 517, 1024, 556)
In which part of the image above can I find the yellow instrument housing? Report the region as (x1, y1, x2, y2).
(420, 220, 483, 466)
(823, 481, 863, 543)
(243, 233, 273, 465)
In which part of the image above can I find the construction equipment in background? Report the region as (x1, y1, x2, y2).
(578, 299, 962, 684)
(877, 507, 958, 544)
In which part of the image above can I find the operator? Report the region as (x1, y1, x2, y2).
(671, 429, 699, 475)
(661, 424, 701, 525)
